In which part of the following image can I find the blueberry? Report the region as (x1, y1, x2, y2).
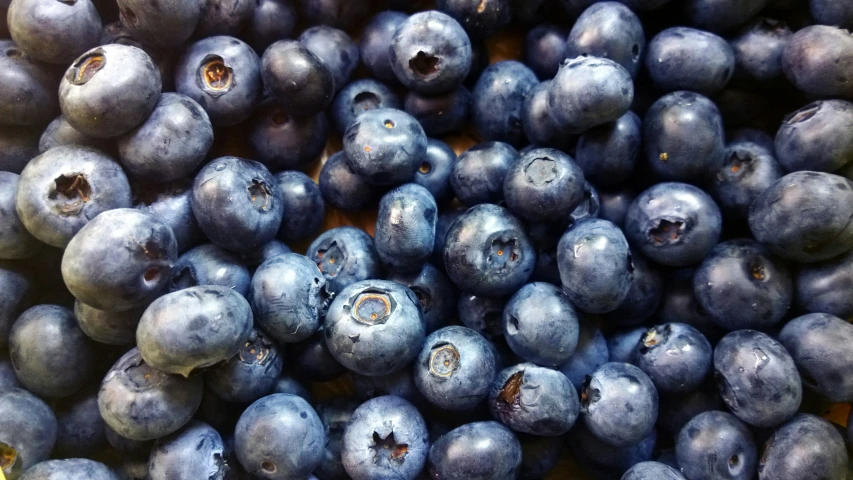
(194, 0, 254, 38)
(318, 151, 383, 212)
(625, 182, 723, 267)
(245, 0, 297, 52)
(352, 369, 425, 406)
(622, 461, 686, 480)
(502, 282, 579, 367)
(714, 329, 802, 428)
(388, 262, 457, 334)
(659, 274, 725, 342)
(271, 375, 311, 402)
(169, 244, 251, 297)
(729, 18, 791, 82)
(432, 207, 466, 269)
(0, 173, 40, 260)
(636, 323, 712, 394)
(0, 41, 58, 128)
(134, 181, 204, 254)
(251, 253, 327, 344)
(775, 100, 853, 173)
(98, 348, 203, 441)
(450, 141, 520, 206)
(567, 423, 656, 478)
(603, 253, 663, 327)
(313, 397, 359, 480)
(657, 383, 723, 436)
(38, 116, 106, 153)
(52, 390, 105, 458)
(444, 204, 535, 296)
(331, 79, 401, 133)
(489, 362, 579, 435)
(645, 27, 734, 95)
(404, 86, 471, 137)
(759, 414, 848, 480)
(517, 434, 563, 480)
(436, 0, 510, 39)
(575, 111, 642, 187)
(7, 0, 101, 64)
(810, 0, 853, 30)
(795, 250, 853, 319)
(117, 93, 213, 183)
(18, 459, 118, 480)
(524, 24, 569, 79)
(103, 424, 152, 459)
(693, 239, 792, 330)
(275, 171, 325, 242)
(781, 25, 853, 100)
(598, 186, 636, 228)
(749, 171, 853, 263)
(175, 36, 261, 126)
(0, 388, 57, 480)
(375, 183, 437, 273)
(565, 2, 645, 78)
(712, 141, 784, 218)
(0, 262, 31, 351)
(503, 148, 586, 224)
(343, 108, 427, 186)
(236, 239, 292, 268)
(0, 126, 39, 174)
(411, 138, 456, 204)
(61, 208, 177, 311)
(606, 327, 645, 363)
(778, 313, 853, 402)
(306, 226, 381, 295)
(148, 421, 226, 480)
(473, 61, 538, 146)
(297, 0, 370, 31)
(234, 394, 325, 480)
(675, 410, 756, 480)
(299, 26, 359, 94)
(558, 320, 609, 391)
(116, 0, 201, 47)
(16, 145, 132, 248)
(413, 325, 497, 411)
(359, 11, 408, 84)
(457, 293, 507, 339)
(582, 362, 658, 446)
(682, 0, 769, 32)
(521, 81, 575, 151)
(74, 300, 143, 346)
(427, 421, 522, 480)
(192, 157, 284, 254)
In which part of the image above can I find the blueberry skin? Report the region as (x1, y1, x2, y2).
(606, 327, 645, 364)
(427, 421, 522, 480)
(749, 171, 853, 263)
(712, 141, 784, 218)
(682, 0, 769, 33)
(795, 250, 853, 318)
(324, 280, 425, 376)
(306, 227, 381, 295)
(566, 2, 645, 78)
(0, 126, 39, 174)
(558, 321, 609, 391)
(341, 396, 428, 480)
(60, 45, 162, 139)
(450, 141, 520, 206)
(433, 207, 466, 269)
(98, 348, 203, 441)
(299, 26, 359, 94)
(489, 363, 579, 436)
(116, 0, 201, 47)
(237, 239, 292, 268)
(313, 397, 359, 480)
(0, 388, 57, 480)
(52, 391, 106, 458)
(16, 145, 132, 248)
(775, 100, 853, 173)
(521, 81, 575, 151)
(760, 414, 848, 480)
(404, 86, 471, 137)
(103, 424, 152, 459)
(643, 91, 726, 182)
(194, 0, 254, 37)
(636, 323, 712, 394)
(234, 394, 325, 480)
(352, 369, 425, 406)
(297, 0, 370, 31)
(360, 11, 408, 84)
(148, 421, 226, 480)
(502, 282, 579, 367)
(245, 0, 296, 52)
(388, 262, 456, 334)
(414, 326, 497, 411)
(375, 183, 437, 273)
(169, 244, 251, 297)
(0, 173, 39, 260)
(175, 36, 261, 126)
(778, 313, 853, 402)
(524, 24, 569, 80)
(275, 171, 325, 242)
(250, 253, 327, 344)
(693, 239, 792, 330)
(18, 459, 118, 480)
(675, 410, 756, 480)
(272, 375, 311, 402)
(61, 209, 177, 311)
(810, 0, 853, 30)
(575, 111, 642, 187)
(645, 28, 734, 95)
(0, 262, 31, 351)
(659, 276, 725, 342)
(7, 0, 101, 65)
(658, 383, 723, 436)
(582, 362, 658, 447)
(603, 253, 663, 327)
(729, 18, 791, 82)
(74, 300, 143, 346)
(547, 56, 634, 134)
(192, 157, 284, 254)
(625, 182, 723, 267)
(599, 187, 636, 228)
(344, 108, 427, 186)
(444, 204, 536, 296)
(287, 328, 346, 383)
(0, 355, 19, 388)
(0, 41, 58, 127)
(135, 181, 204, 253)
(503, 148, 586, 224)
(38, 116, 106, 153)
(331, 79, 401, 133)
(389, 10, 472, 94)
(781, 25, 853, 100)
(473, 61, 539, 146)
(622, 462, 686, 480)
(9, 304, 96, 398)
(714, 330, 802, 428)
(318, 151, 382, 212)
(413, 138, 456, 204)
(457, 293, 507, 338)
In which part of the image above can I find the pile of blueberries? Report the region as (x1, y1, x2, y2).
(1, 0, 853, 478)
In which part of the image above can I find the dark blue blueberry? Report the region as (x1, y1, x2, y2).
(341, 395, 429, 480)
(306, 226, 381, 295)
(168, 241, 253, 298)
(658, 273, 725, 342)
(299, 25, 359, 94)
(0, 172, 40, 260)
(457, 293, 507, 339)
(297, 0, 370, 31)
(194, 0, 254, 37)
(234, 394, 325, 479)
(558, 320, 609, 391)
(287, 327, 346, 382)
(444, 204, 535, 296)
(0, 262, 32, 351)
(568, 181, 601, 227)
(251, 253, 327, 344)
(18, 459, 117, 480)
(249, 102, 329, 172)
(0, 41, 58, 128)
(389, 10, 472, 94)
(675, 410, 756, 480)
(502, 282, 579, 367)
(245, 0, 297, 53)
(176, 36, 261, 126)
(136, 285, 253, 376)
(74, 300, 144, 346)
(781, 25, 853, 100)
(622, 461, 686, 480)
(712, 141, 784, 218)
(606, 327, 645, 364)
(148, 421, 225, 480)
(521, 81, 575, 151)
(489, 362, 579, 435)
(810, 0, 853, 30)
(103, 424, 152, 459)
(503, 148, 586, 224)
(352, 368, 425, 406)
(657, 383, 723, 436)
(272, 375, 311, 402)
(775, 100, 853, 173)
(9, 304, 96, 398)
(436, 0, 510, 39)
(360, 10, 408, 84)
(749, 171, 853, 263)
(52, 390, 106, 458)
(693, 239, 792, 330)
(275, 171, 325, 242)
(779, 313, 853, 402)
(575, 111, 642, 187)
(0, 388, 57, 480)
(0, 126, 39, 174)
(324, 280, 425, 376)
(375, 184, 437, 273)
(517, 434, 563, 480)
(414, 325, 497, 411)
(645, 28, 734, 95)
(331, 79, 401, 133)
(410, 138, 456, 205)
(547, 56, 634, 134)
(98, 347, 203, 441)
(450, 141, 520, 206)
(38, 115, 106, 153)
(192, 157, 284, 254)
(205, 329, 283, 403)
(427, 421, 522, 480)
(795, 250, 853, 319)
(135, 181, 203, 254)
(7, 0, 101, 64)
(116, 0, 200, 47)
(603, 253, 663, 327)
(0, 355, 19, 389)
(388, 262, 456, 334)
(714, 329, 802, 428)
(760, 414, 848, 480)
(598, 186, 636, 228)
(581, 362, 658, 446)
(682, 0, 769, 32)
(729, 18, 791, 82)
(343, 108, 427, 186)
(236, 239, 292, 268)
(524, 24, 569, 80)
(625, 182, 722, 267)
(313, 397, 359, 480)
(566, 2, 645, 78)
(432, 207, 465, 269)
(567, 423, 657, 478)
(318, 151, 383, 212)
(404, 86, 470, 137)
(636, 323, 712, 394)
(473, 61, 538, 146)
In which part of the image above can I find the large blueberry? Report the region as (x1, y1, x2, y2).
(318, 150, 384, 212)
(581, 362, 658, 446)
(503, 282, 579, 367)
(521, 81, 575, 151)
(759, 414, 848, 480)
(636, 323, 712, 394)
(299, 25, 359, 94)
(116, 0, 201, 47)
(774, 100, 853, 173)
(169, 244, 251, 297)
(503, 148, 585, 224)
(73, 300, 143, 346)
(38, 115, 106, 153)
(275, 171, 325, 242)
(306, 226, 381, 295)
(729, 18, 791, 82)
(331, 78, 401, 133)
(712, 140, 784, 218)
(472, 61, 538, 146)
(603, 253, 663, 327)
(7, 0, 101, 64)
(524, 24, 569, 79)
(489, 362, 579, 436)
(134, 181, 204, 254)
(450, 141, 520, 206)
(427, 421, 521, 480)
(575, 111, 642, 187)
(360, 11, 408, 84)
(781, 25, 853, 100)
(245, 0, 296, 52)
(148, 421, 226, 480)
(645, 27, 734, 95)
(675, 410, 756, 480)
(565, 2, 645, 77)
(558, 320, 609, 391)
(0, 388, 57, 480)
(375, 183, 437, 273)
(388, 262, 456, 334)
(344, 108, 427, 186)
(779, 313, 853, 402)
(0, 172, 40, 260)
